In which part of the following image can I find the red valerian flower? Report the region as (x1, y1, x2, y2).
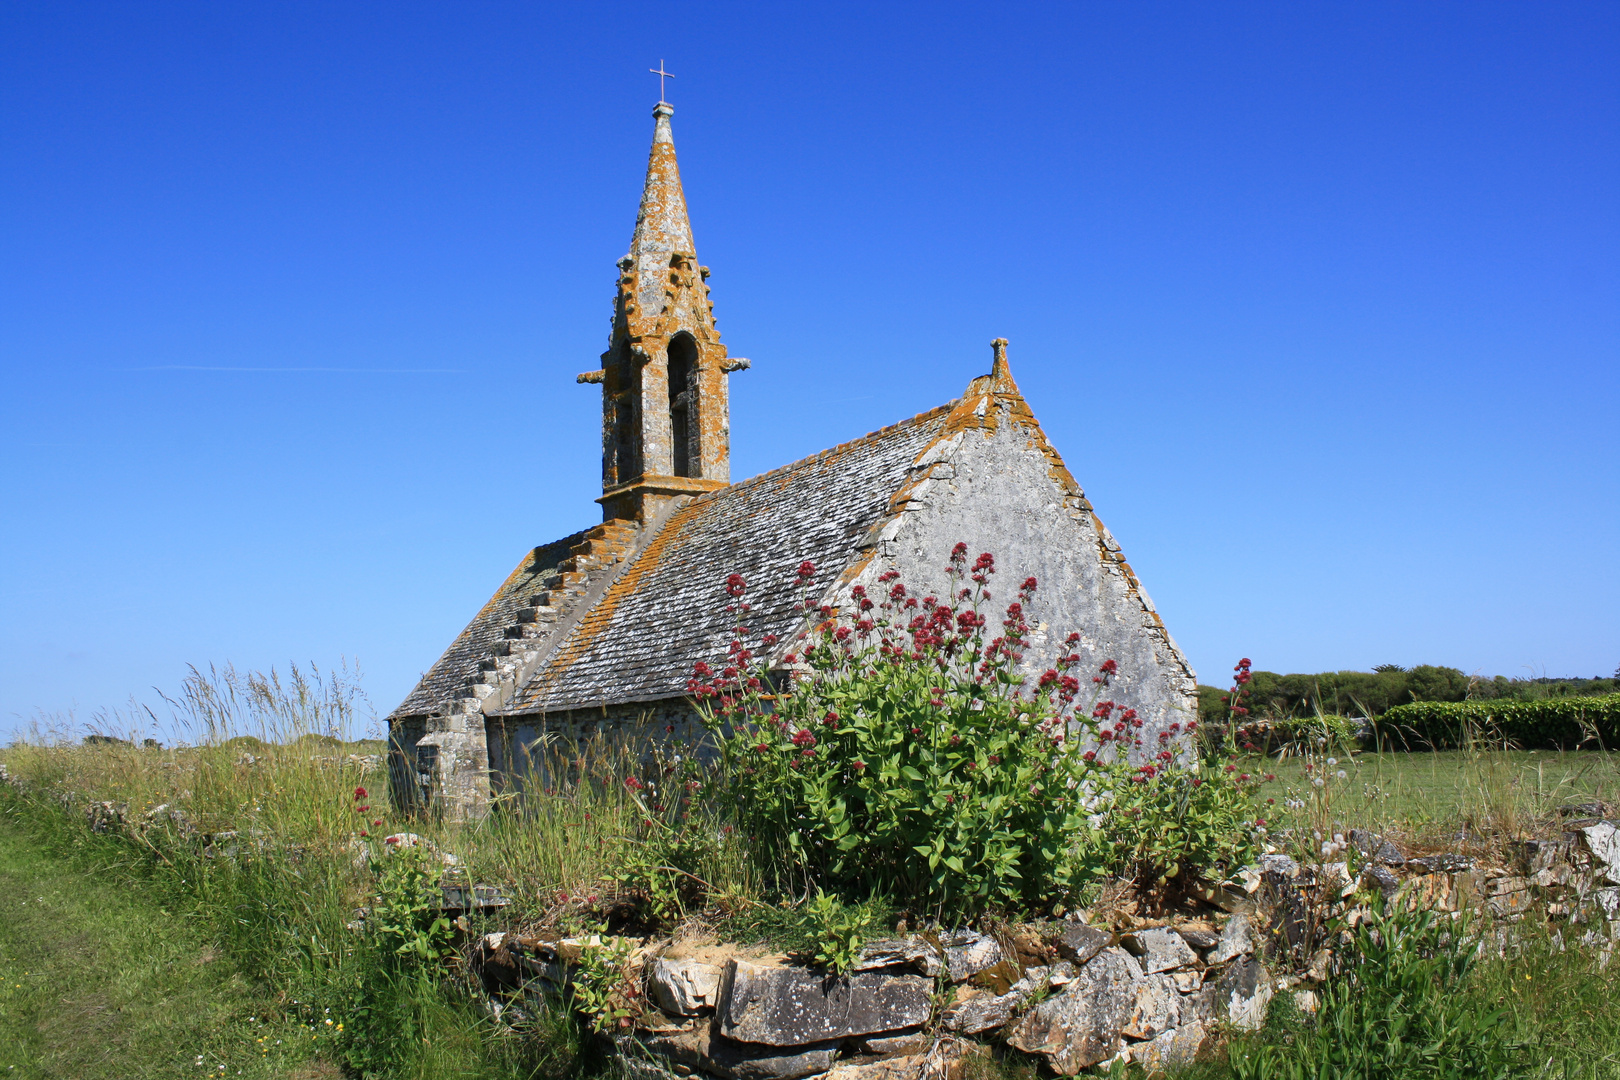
(1099, 659, 1118, 675)
(1021, 576, 1038, 593)
(790, 729, 817, 748)
(851, 760, 867, 771)
(353, 787, 367, 800)
(356, 805, 370, 812)
(725, 573, 747, 597)
(1082, 750, 1097, 762)
(951, 541, 968, 559)
(797, 560, 815, 579)
(625, 776, 645, 791)
(693, 660, 713, 677)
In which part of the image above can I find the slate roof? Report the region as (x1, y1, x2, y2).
(503, 404, 953, 714)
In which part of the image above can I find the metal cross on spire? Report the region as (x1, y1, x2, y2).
(649, 60, 674, 103)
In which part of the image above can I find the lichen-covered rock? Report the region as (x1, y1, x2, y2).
(1049, 923, 1111, 965)
(1582, 822, 1620, 885)
(649, 956, 724, 1016)
(1487, 877, 1535, 918)
(1123, 928, 1198, 974)
(1361, 863, 1401, 898)
(1209, 913, 1256, 964)
(1175, 926, 1218, 952)
(941, 989, 1019, 1035)
(639, 1024, 840, 1080)
(1130, 1019, 1219, 1073)
(1121, 974, 1181, 1039)
(1006, 946, 1142, 1074)
(1350, 829, 1407, 866)
(825, 1054, 925, 1080)
(860, 1028, 928, 1056)
(940, 931, 1003, 983)
(1210, 955, 1272, 1031)
(719, 960, 932, 1046)
(855, 939, 942, 977)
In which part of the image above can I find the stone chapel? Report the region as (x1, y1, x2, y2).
(387, 99, 1197, 819)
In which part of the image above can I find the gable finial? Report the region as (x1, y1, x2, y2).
(649, 60, 675, 105)
(991, 337, 1010, 376)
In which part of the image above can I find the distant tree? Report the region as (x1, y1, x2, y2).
(1373, 663, 1406, 673)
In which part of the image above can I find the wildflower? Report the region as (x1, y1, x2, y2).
(356, 805, 369, 812)
(791, 729, 817, 748)
(851, 760, 866, 771)
(1337, 770, 1348, 779)
(1099, 659, 1118, 675)
(353, 787, 367, 799)
(798, 560, 816, 579)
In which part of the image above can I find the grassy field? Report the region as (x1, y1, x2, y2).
(1250, 746, 1620, 839)
(0, 807, 333, 1079)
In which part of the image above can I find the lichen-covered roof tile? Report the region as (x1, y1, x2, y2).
(502, 405, 954, 714)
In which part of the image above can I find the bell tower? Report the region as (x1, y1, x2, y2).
(578, 99, 749, 523)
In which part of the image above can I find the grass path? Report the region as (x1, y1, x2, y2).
(0, 811, 334, 1080)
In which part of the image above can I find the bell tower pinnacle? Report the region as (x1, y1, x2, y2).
(578, 98, 748, 524)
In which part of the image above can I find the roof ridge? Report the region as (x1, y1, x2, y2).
(685, 400, 958, 509)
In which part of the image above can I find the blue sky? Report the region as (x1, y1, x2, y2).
(2, 2, 1616, 737)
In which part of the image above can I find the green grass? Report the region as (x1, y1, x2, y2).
(0, 805, 334, 1080)
(1252, 747, 1620, 838)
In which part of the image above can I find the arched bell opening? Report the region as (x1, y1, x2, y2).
(667, 332, 698, 477)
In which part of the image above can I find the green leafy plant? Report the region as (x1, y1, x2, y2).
(611, 759, 719, 925)
(368, 843, 455, 969)
(1227, 894, 1517, 1080)
(568, 935, 642, 1035)
(795, 889, 876, 974)
(692, 548, 1261, 917)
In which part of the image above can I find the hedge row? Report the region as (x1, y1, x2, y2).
(1378, 694, 1620, 750)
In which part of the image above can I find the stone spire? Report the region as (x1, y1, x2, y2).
(579, 101, 749, 524)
